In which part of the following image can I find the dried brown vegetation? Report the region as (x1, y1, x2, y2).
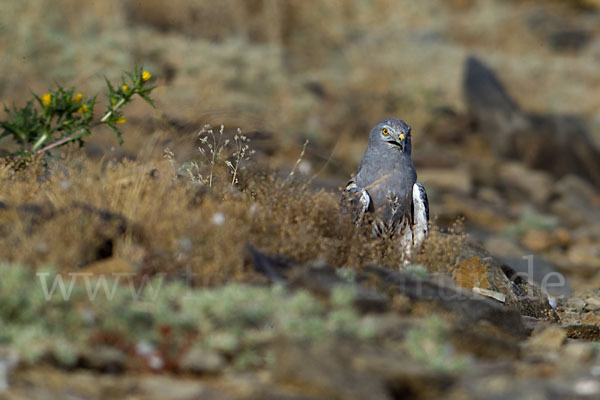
(0, 154, 466, 286)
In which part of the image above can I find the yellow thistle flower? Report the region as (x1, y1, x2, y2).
(73, 93, 83, 103)
(116, 117, 126, 124)
(122, 84, 129, 92)
(142, 71, 151, 81)
(78, 103, 88, 114)
(41, 93, 51, 106)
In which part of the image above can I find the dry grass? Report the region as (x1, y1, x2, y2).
(414, 221, 469, 273)
(0, 148, 466, 286)
(1, 151, 447, 285)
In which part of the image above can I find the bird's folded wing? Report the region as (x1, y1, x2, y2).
(341, 179, 370, 224)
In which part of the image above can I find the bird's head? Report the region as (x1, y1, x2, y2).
(368, 118, 412, 154)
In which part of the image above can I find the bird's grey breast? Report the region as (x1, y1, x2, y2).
(355, 155, 416, 221)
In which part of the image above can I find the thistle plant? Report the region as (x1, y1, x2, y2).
(0, 66, 155, 166)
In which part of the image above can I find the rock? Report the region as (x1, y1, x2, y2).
(248, 247, 389, 314)
(450, 327, 520, 360)
(518, 113, 600, 185)
(566, 297, 587, 312)
(567, 244, 600, 270)
(136, 376, 218, 400)
(581, 311, 600, 325)
(271, 340, 390, 400)
(584, 297, 600, 311)
(222, 372, 328, 400)
(80, 346, 127, 373)
(562, 342, 596, 363)
(349, 346, 455, 398)
(550, 175, 600, 228)
(0, 348, 19, 392)
(521, 228, 570, 253)
(497, 254, 572, 298)
(0, 202, 129, 268)
(484, 236, 526, 258)
(526, 325, 566, 352)
(247, 244, 296, 284)
(573, 379, 600, 398)
(441, 193, 514, 231)
(476, 187, 503, 206)
(179, 348, 226, 374)
(362, 265, 526, 337)
(290, 264, 389, 314)
(547, 29, 592, 53)
(358, 314, 418, 340)
(452, 256, 490, 290)
(497, 162, 552, 205)
(525, 10, 592, 52)
(463, 56, 600, 185)
(422, 107, 472, 144)
(521, 316, 542, 335)
(562, 324, 600, 341)
(463, 56, 528, 156)
(458, 241, 560, 319)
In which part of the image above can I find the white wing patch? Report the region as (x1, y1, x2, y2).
(342, 180, 371, 226)
(412, 182, 429, 249)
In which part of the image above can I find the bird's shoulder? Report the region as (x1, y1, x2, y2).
(341, 177, 371, 218)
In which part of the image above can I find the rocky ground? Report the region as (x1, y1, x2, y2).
(1, 0, 600, 399)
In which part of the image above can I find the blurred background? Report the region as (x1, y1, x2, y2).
(1, 0, 599, 289)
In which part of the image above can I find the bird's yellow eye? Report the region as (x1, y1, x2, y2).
(382, 128, 389, 136)
(399, 134, 405, 141)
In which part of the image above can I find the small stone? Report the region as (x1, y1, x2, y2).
(581, 311, 600, 325)
(574, 379, 600, 397)
(271, 340, 391, 400)
(567, 244, 600, 269)
(212, 212, 225, 225)
(584, 297, 600, 311)
(562, 324, 600, 341)
(521, 230, 557, 253)
(81, 346, 127, 373)
(567, 298, 587, 311)
(137, 376, 211, 400)
(498, 162, 552, 205)
(180, 348, 226, 374)
(477, 187, 503, 205)
(551, 175, 600, 228)
(526, 325, 566, 352)
(452, 256, 489, 290)
(547, 29, 592, 53)
(484, 236, 525, 258)
(562, 342, 594, 363)
(0, 348, 19, 392)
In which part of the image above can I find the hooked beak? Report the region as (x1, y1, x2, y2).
(388, 134, 406, 151)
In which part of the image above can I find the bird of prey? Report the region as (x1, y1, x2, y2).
(342, 118, 429, 259)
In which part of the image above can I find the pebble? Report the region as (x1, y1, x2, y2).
(527, 325, 566, 352)
(179, 348, 226, 374)
(574, 379, 600, 396)
(0, 349, 19, 392)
